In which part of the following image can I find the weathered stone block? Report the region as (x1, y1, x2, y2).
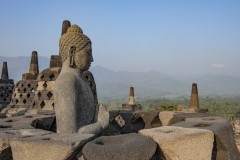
(42, 100, 54, 110)
(108, 110, 120, 122)
(12, 98, 32, 106)
(25, 109, 38, 115)
(50, 55, 61, 61)
(37, 68, 61, 81)
(159, 111, 212, 126)
(34, 90, 54, 100)
(22, 73, 38, 80)
(14, 87, 32, 93)
(36, 81, 54, 91)
(6, 108, 28, 117)
(0, 97, 11, 103)
(32, 100, 54, 110)
(82, 133, 157, 160)
(0, 114, 55, 130)
(10, 133, 95, 160)
(119, 110, 137, 124)
(15, 93, 34, 99)
(50, 61, 62, 68)
(172, 116, 240, 160)
(0, 129, 53, 160)
(139, 126, 214, 160)
(135, 110, 161, 129)
(50, 55, 62, 68)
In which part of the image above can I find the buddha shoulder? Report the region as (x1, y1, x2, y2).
(55, 72, 80, 88)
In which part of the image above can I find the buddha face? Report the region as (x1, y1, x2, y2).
(74, 44, 93, 71)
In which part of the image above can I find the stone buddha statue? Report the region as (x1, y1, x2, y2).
(54, 24, 109, 134)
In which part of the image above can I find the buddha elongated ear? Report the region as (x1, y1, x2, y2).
(68, 46, 76, 67)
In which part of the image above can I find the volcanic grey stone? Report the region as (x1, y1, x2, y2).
(159, 111, 212, 126)
(135, 110, 161, 129)
(0, 128, 53, 160)
(2, 80, 37, 117)
(101, 110, 147, 135)
(0, 113, 6, 119)
(37, 67, 61, 81)
(78, 104, 109, 135)
(100, 110, 122, 136)
(82, 133, 157, 160)
(50, 55, 62, 68)
(0, 114, 55, 159)
(119, 110, 137, 124)
(54, 68, 96, 133)
(172, 116, 240, 160)
(139, 126, 214, 160)
(108, 110, 120, 122)
(0, 64, 15, 109)
(10, 133, 94, 160)
(0, 114, 55, 130)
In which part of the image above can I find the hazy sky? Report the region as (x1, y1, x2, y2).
(0, 1, 239, 75)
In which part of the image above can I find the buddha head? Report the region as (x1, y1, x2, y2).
(59, 24, 93, 71)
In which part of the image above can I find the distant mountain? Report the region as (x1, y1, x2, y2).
(184, 75, 240, 95)
(90, 65, 189, 99)
(90, 66, 240, 98)
(1, 56, 240, 98)
(0, 56, 50, 82)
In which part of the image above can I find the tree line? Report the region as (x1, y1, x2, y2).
(99, 94, 240, 121)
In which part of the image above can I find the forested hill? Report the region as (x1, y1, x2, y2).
(90, 65, 240, 99)
(1, 56, 240, 99)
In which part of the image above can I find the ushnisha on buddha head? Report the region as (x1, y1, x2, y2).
(59, 24, 93, 71)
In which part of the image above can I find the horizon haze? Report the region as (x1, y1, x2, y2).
(1, 56, 240, 98)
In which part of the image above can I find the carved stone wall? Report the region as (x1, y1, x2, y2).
(27, 67, 61, 114)
(30, 81, 55, 112)
(49, 55, 62, 68)
(1, 80, 37, 116)
(0, 82, 14, 110)
(0, 62, 14, 110)
(26, 65, 98, 115)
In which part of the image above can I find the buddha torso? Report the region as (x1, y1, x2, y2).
(54, 70, 95, 133)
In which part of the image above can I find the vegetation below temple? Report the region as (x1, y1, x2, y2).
(100, 94, 240, 121)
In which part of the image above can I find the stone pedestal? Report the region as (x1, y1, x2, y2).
(121, 87, 142, 110)
(183, 83, 208, 113)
